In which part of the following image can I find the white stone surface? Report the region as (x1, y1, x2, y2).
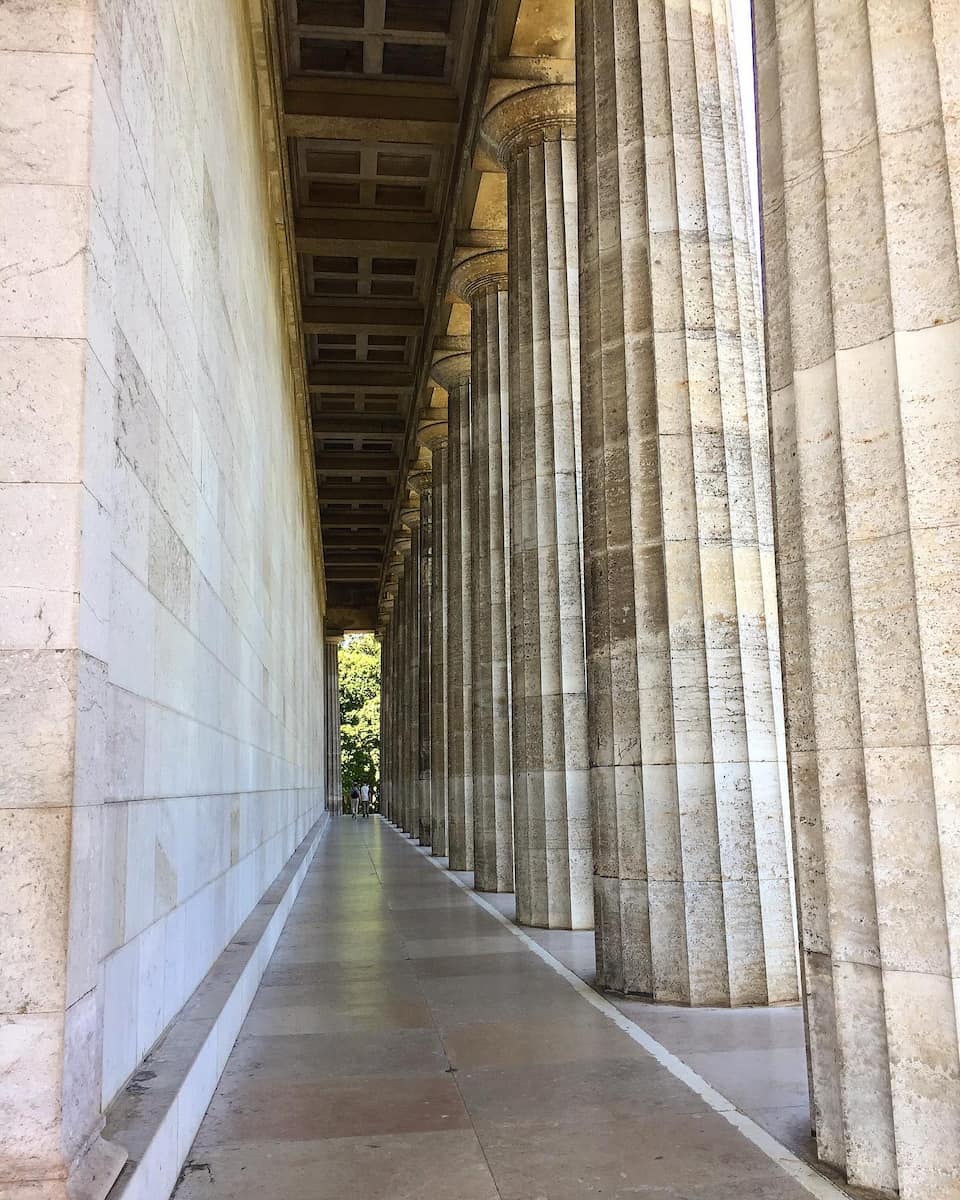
(103, 816, 326, 1200)
(0, 0, 327, 1193)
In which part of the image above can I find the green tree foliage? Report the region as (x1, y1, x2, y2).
(338, 633, 380, 798)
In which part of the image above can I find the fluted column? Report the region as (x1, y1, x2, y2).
(432, 349, 475, 870)
(323, 639, 339, 810)
(380, 562, 400, 822)
(324, 639, 331, 807)
(375, 627, 386, 810)
(398, 498, 419, 838)
(327, 632, 343, 804)
(755, 2, 960, 1195)
(387, 611, 400, 823)
(333, 638, 340, 806)
(484, 84, 593, 928)
(574, 0, 797, 1004)
(419, 409, 449, 856)
(449, 252, 515, 894)
(323, 642, 331, 809)
(377, 618, 389, 820)
(408, 458, 433, 847)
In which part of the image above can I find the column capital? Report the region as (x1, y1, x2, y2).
(391, 524, 413, 557)
(449, 249, 508, 304)
(418, 406, 449, 452)
(407, 449, 433, 497)
(433, 333, 470, 354)
(432, 345, 472, 391)
(324, 626, 344, 645)
(429, 346, 472, 391)
(398, 493, 420, 530)
(482, 82, 576, 168)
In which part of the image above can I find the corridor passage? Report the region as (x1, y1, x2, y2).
(173, 819, 828, 1199)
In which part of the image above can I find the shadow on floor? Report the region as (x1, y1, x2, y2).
(468, 876, 817, 1166)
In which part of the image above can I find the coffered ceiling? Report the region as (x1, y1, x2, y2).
(275, 0, 490, 629)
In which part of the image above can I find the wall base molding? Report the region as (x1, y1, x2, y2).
(102, 815, 329, 1200)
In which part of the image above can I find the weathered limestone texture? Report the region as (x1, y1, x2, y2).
(484, 83, 592, 928)
(399, 494, 421, 839)
(450, 253, 514, 894)
(419, 412, 448, 856)
(410, 457, 434, 847)
(378, 624, 390, 819)
(383, 532, 407, 829)
(379, 557, 401, 826)
(575, 0, 796, 1002)
(0, 1, 326, 1194)
(324, 637, 342, 809)
(755, 1, 960, 1194)
(432, 350, 474, 871)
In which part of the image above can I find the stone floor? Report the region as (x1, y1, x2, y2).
(477, 891, 815, 1163)
(173, 817, 839, 1200)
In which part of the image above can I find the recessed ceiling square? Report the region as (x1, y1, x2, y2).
(377, 152, 432, 179)
(383, 0, 453, 33)
(374, 183, 427, 208)
(372, 257, 418, 276)
(300, 37, 364, 73)
(313, 256, 358, 274)
(308, 180, 362, 205)
(297, 0, 364, 28)
(370, 279, 415, 298)
(381, 41, 446, 78)
(305, 149, 361, 175)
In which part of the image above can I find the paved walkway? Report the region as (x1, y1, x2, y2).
(173, 817, 831, 1199)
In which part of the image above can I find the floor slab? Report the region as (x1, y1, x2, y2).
(173, 817, 837, 1200)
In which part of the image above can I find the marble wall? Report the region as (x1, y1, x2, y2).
(0, 0, 326, 1192)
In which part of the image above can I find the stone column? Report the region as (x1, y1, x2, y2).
(325, 632, 342, 807)
(432, 348, 475, 871)
(375, 626, 385, 811)
(574, 0, 797, 1004)
(408, 456, 433, 847)
(483, 84, 592, 928)
(386, 609, 399, 825)
(419, 409, 449, 857)
(381, 549, 403, 825)
(448, 256, 517, 894)
(755, 2, 960, 1195)
(398, 494, 421, 839)
(376, 614, 390, 821)
(323, 641, 336, 810)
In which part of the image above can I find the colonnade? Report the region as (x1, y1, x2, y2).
(377, 3, 960, 1196)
